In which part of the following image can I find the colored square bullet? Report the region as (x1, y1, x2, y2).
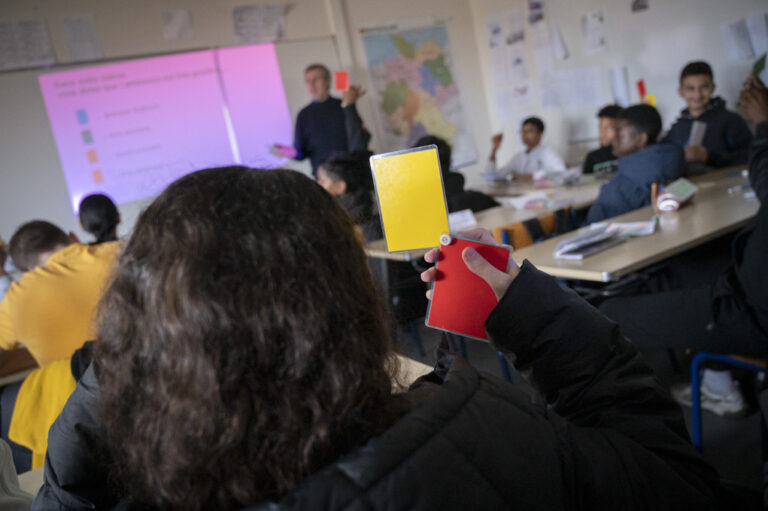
(81, 130, 93, 144)
(92, 170, 103, 183)
(76, 109, 88, 125)
(87, 150, 98, 163)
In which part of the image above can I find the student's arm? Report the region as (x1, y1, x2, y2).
(706, 113, 753, 167)
(32, 363, 123, 510)
(739, 78, 768, 202)
(342, 86, 371, 152)
(291, 111, 308, 161)
(751, 122, 768, 203)
(0, 289, 19, 352)
(483, 261, 721, 508)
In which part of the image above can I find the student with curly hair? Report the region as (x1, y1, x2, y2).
(35, 167, 739, 510)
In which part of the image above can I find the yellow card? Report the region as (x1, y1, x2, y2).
(370, 146, 449, 252)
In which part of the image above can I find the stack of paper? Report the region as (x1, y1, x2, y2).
(554, 225, 627, 260)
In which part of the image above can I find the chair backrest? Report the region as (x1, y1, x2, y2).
(492, 207, 573, 249)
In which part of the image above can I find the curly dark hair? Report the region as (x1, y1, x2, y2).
(94, 167, 402, 510)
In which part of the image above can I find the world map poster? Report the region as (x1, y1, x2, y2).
(361, 23, 477, 169)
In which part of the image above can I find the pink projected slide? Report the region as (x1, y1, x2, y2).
(218, 44, 292, 169)
(38, 44, 292, 211)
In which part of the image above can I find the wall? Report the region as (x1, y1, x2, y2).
(1, 0, 766, 241)
(469, 0, 767, 170)
(0, 0, 335, 241)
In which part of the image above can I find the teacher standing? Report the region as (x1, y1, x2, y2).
(272, 64, 371, 177)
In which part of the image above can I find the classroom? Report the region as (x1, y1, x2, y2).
(0, 0, 767, 509)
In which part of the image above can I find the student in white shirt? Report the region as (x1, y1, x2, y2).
(486, 116, 565, 182)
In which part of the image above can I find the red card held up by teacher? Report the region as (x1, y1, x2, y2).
(335, 70, 349, 91)
(425, 236, 511, 341)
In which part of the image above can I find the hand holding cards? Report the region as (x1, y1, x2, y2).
(370, 146, 516, 340)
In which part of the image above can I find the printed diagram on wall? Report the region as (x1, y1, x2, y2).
(361, 23, 477, 168)
(581, 10, 607, 56)
(485, 10, 533, 121)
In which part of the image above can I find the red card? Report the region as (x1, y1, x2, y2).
(335, 70, 349, 91)
(425, 237, 511, 341)
(636, 79, 646, 100)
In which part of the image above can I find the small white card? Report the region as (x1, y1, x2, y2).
(448, 209, 478, 232)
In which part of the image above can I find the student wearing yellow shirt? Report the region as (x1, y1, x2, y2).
(0, 220, 119, 367)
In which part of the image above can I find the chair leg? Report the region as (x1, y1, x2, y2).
(498, 352, 513, 383)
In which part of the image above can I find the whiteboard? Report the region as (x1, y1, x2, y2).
(0, 36, 340, 241)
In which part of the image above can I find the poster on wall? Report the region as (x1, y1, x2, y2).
(361, 23, 477, 168)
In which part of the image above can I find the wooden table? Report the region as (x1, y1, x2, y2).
(512, 168, 757, 282)
(18, 466, 43, 496)
(365, 178, 604, 261)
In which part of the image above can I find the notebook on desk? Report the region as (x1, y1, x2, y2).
(553, 225, 627, 260)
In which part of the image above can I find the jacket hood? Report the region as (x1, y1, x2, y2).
(680, 96, 726, 119)
(617, 143, 684, 186)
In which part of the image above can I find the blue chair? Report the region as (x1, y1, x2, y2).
(690, 352, 766, 452)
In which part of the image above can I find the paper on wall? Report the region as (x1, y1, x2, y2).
(486, 17, 503, 49)
(63, 15, 102, 62)
(581, 10, 607, 56)
(163, 9, 194, 41)
(746, 13, 768, 56)
(551, 23, 569, 60)
(722, 18, 755, 60)
(531, 21, 554, 75)
(233, 4, 287, 44)
(541, 66, 604, 109)
(610, 67, 631, 107)
(528, 0, 545, 25)
(0, 19, 56, 71)
(631, 0, 649, 13)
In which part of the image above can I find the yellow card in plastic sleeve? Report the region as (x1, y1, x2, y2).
(370, 146, 449, 252)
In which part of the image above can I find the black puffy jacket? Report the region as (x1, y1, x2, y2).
(34, 262, 727, 510)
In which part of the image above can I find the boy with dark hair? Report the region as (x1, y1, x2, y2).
(586, 104, 684, 223)
(663, 61, 752, 168)
(582, 104, 623, 174)
(0, 220, 119, 367)
(600, 76, 768, 415)
(486, 116, 565, 182)
(415, 135, 499, 213)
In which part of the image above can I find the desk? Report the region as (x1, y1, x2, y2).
(512, 169, 758, 282)
(18, 466, 43, 496)
(365, 179, 603, 262)
(394, 354, 432, 388)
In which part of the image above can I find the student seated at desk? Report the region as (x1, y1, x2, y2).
(35, 167, 735, 510)
(0, 221, 119, 367)
(316, 152, 380, 242)
(663, 61, 752, 169)
(582, 104, 623, 174)
(600, 76, 768, 416)
(78, 193, 120, 244)
(586, 104, 684, 224)
(486, 116, 565, 182)
(414, 135, 499, 213)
